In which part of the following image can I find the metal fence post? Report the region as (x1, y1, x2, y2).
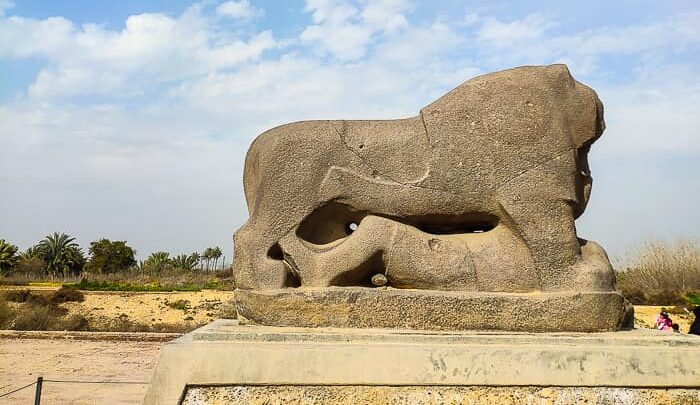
(33, 376, 43, 405)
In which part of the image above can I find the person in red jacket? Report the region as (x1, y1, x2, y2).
(655, 311, 673, 331)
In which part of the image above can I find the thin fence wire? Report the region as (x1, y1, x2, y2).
(0, 381, 36, 398)
(0, 378, 149, 400)
(43, 379, 149, 385)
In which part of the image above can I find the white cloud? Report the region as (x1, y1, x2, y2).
(477, 13, 556, 44)
(463, 12, 479, 27)
(300, 0, 412, 60)
(0, 5, 277, 98)
(28, 67, 128, 98)
(471, 11, 700, 75)
(216, 0, 263, 20)
(360, 0, 411, 34)
(598, 64, 700, 153)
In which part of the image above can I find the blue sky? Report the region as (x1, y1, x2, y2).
(0, 0, 698, 263)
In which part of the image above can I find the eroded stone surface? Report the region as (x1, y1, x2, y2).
(232, 64, 629, 331)
(183, 386, 700, 405)
(235, 289, 629, 332)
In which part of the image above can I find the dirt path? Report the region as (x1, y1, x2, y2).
(0, 338, 163, 404)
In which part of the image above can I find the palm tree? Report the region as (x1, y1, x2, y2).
(0, 239, 19, 275)
(201, 248, 213, 271)
(147, 251, 171, 264)
(19, 245, 41, 260)
(212, 247, 222, 271)
(36, 232, 85, 277)
(172, 252, 200, 271)
(142, 251, 171, 274)
(15, 246, 45, 277)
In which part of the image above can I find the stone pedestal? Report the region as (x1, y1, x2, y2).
(236, 288, 631, 332)
(143, 320, 700, 404)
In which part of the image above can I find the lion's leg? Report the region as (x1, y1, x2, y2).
(233, 219, 290, 290)
(498, 194, 581, 291)
(496, 151, 584, 291)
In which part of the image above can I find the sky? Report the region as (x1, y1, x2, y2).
(0, 0, 698, 263)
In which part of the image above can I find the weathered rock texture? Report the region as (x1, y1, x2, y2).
(233, 64, 630, 331)
(183, 386, 700, 405)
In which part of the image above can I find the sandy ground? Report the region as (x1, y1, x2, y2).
(61, 290, 236, 329)
(0, 338, 163, 404)
(2, 288, 236, 330)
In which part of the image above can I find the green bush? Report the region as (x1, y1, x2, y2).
(70, 278, 201, 292)
(85, 239, 137, 274)
(687, 292, 700, 306)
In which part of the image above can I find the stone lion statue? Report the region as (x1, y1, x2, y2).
(232, 64, 631, 332)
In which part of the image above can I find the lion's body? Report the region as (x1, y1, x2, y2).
(235, 64, 605, 291)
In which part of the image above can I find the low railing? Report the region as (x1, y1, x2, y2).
(0, 376, 149, 404)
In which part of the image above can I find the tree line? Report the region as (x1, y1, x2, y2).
(0, 233, 227, 278)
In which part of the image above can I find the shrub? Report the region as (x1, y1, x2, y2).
(12, 304, 53, 330)
(687, 292, 700, 306)
(70, 278, 202, 292)
(57, 314, 90, 331)
(213, 268, 232, 279)
(9, 304, 88, 331)
(4, 289, 32, 303)
(50, 287, 85, 303)
(0, 276, 31, 286)
(95, 316, 198, 333)
(616, 239, 700, 305)
(216, 301, 238, 319)
(25, 293, 52, 308)
(167, 299, 190, 311)
(0, 296, 13, 328)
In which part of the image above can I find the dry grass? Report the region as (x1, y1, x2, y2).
(90, 314, 202, 333)
(0, 267, 234, 291)
(0, 290, 200, 333)
(50, 286, 85, 303)
(616, 239, 700, 305)
(0, 291, 90, 331)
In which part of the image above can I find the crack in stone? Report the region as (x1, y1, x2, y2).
(495, 146, 575, 191)
(335, 122, 439, 192)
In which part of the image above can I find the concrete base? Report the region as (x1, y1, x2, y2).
(143, 320, 700, 404)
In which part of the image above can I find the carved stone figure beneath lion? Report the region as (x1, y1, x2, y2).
(233, 64, 632, 332)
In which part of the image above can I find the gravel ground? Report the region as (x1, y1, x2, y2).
(0, 337, 164, 404)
